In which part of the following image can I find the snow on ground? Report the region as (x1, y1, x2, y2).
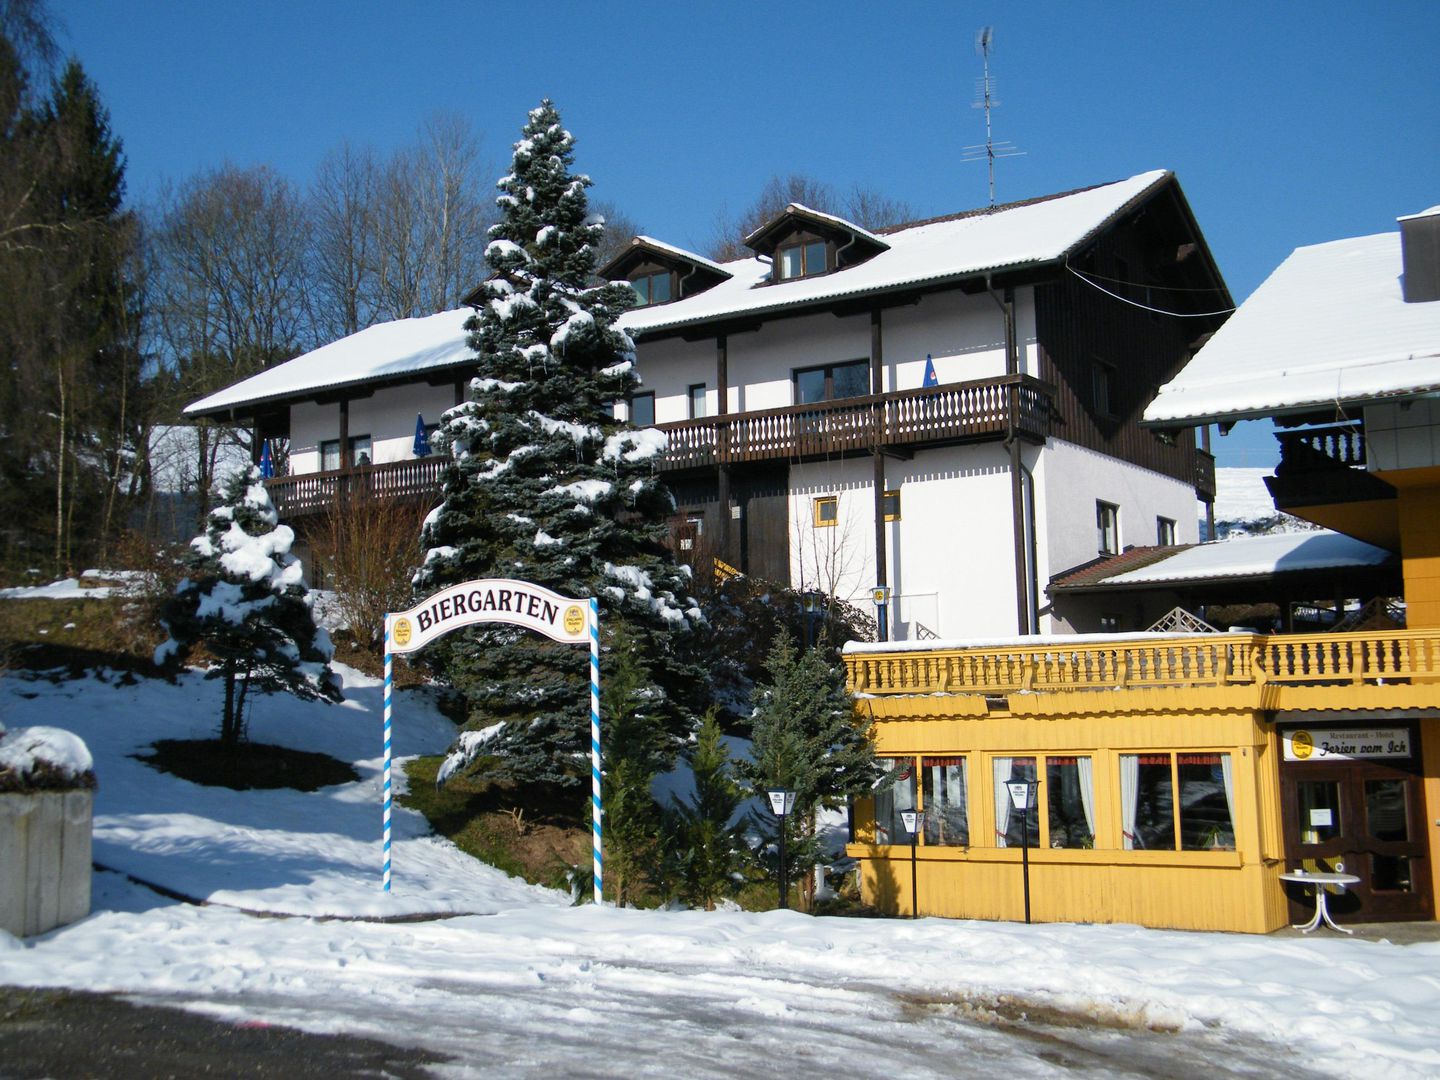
(1210, 468, 1320, 536)
(1, 662, 1439, 1077)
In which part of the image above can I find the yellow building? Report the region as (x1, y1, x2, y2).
(845, 206, 1440, 933)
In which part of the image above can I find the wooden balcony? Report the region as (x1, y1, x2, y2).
(264, 456, 447, 518)
(657, 374, 1051, 472)
(846, 628, 1440, 701)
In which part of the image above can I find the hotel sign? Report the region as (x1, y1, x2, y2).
(1282, 727, 1412, 762)
(386, 578, 588, 654)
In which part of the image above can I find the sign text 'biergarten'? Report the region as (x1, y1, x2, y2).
(387, 578, 588, 653)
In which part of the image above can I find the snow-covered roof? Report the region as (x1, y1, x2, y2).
(1146, 229, 1440, 425)
(187, 308, 474, 417)
(1090, 530, 1392, 588)
(189, 171, 1173, 417)
(626, 235, 730, 276)
(628, 170, 1170, 337)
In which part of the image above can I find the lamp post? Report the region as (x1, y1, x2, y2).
(1006, 776, 1040, 924)
(767, 788, 797, 910)
(801, 590, 820, 650)
(900, 809, 924, 919)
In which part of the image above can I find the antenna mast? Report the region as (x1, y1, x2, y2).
(963, 27, 1025, 207)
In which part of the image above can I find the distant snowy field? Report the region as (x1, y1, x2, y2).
(2, 659, 1439, 1076)
(1210, 467, 1317, 537)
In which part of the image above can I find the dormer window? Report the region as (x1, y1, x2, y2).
(743, 203, 889, 286)
(630, 269, 674, 306)
(777, 239, 829, 280)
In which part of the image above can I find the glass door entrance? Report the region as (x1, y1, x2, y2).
(1279, 724, 1433, 922)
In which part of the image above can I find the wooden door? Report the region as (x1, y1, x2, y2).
(1279, 725, 1433, 922)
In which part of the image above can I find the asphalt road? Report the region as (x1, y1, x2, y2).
(0, 987, 447, 1079)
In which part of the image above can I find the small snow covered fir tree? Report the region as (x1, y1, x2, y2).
(155, 467, 341, 744)
(664, 710, 749, 910)
(417, 100, 706, 786)
(741, 632, 883, 907)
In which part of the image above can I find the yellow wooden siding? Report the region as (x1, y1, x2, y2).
(1401, 486, 1440, 629)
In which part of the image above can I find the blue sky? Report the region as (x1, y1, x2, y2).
(50, 1, 1440, 467)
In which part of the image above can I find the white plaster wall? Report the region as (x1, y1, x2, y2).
(787, 444, 1028, 640)
(1033, 439, 1202, 631)
(289, 383, 456, 472)
(629, 336, 713, 423)
(726, 309, 872, 412)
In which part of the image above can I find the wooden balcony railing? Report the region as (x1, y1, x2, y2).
(264, 456, 447, 517)
(1276, 425, 1367, 472)
(846, 629, 1440, 696)
(658, 374, 1051, 471)
(1194, 448, 1217, 501)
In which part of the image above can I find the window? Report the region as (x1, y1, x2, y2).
(629, 392, 655, 427)
(1120, 752, 1235, 851)
(1092, 361, 1115, 417)
(813, 495, 838, 527)
(630, 270, 672, 306)
(776, 239, 828, 280)
(794, 359, 871, 404)
(993, 757, 1039, 847)
(1096, 501, 1119, 555)
(324, 435, 371, 470)
(921, 757, 968, 846)
(992, 754, 1097, 849)
(873, 758, 916, 845)
(882, 489, 901, 522)
(688, 383, 706, 419)
(1156, 516, 1176, 546)
(1099, 613, 1121, 633)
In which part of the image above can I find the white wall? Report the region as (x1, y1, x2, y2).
(787, 443, 1029, 640)
(289, 383, 456, 472)
(1034, 439, 1202, 632)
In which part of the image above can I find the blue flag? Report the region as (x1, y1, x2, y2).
(257, 439, 275, 479)
(413, 413, 432, 457)
(923, 354, 938, 387)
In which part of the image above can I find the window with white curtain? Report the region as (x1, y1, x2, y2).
(921, 757, 968, 846)
(1046, 756, 1095, 848)
(873, 758, 916, 845)
(1120, 752, 1235, 851)
(993, 757, 1038, 848)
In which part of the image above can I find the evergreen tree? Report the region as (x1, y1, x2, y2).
(599, 625, 670, 906)
(416, 100, 706, 786)
(155, 466, 341, 744)
(740, 632, 883, 908)
(664, 709, 749, 910)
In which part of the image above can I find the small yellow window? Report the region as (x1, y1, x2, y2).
(882, 489, 901, 522)
(813, 496, 838, 527)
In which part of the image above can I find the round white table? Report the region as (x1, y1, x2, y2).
(1279, 869, 1361, 934)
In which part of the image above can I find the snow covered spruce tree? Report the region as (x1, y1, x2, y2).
(155, 466, 341, 745)
(418, 100, 706, 787)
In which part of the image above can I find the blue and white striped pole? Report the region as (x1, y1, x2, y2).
(589, 597, 602, 904)
(382, 615, 394, 892)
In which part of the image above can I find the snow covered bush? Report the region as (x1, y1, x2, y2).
(154, 466, 341, 744)
(0, 725, 96, 792)
(417, 100, 707, 787)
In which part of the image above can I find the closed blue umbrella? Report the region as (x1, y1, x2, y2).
(923, 354, 939, 387)
(258, 439, 275, 479)
(412, 413, 432, 457)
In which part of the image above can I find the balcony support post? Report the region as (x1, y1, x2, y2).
(716, 334, 732, 565)
(871, 310, 889, 642)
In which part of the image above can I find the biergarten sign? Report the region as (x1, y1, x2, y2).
(379, 580, 602, 903)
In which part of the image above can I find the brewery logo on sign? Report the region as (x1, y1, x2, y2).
(564, 605, 585, 637)
(1290, 730, 1314, 760)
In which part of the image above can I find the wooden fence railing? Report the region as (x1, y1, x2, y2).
(846, 629, 1440, 695)
(657, 374, 1051, 471)
(264, 457, 447, 517)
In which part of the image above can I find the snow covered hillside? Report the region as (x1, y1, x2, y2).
(1209, 467, 1321, 538)
(2, 652, 1439, 1076)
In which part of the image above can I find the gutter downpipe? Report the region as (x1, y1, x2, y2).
(988, 276, 1034, 635)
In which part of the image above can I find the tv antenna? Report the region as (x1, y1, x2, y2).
(962, 26, 1025, 207)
